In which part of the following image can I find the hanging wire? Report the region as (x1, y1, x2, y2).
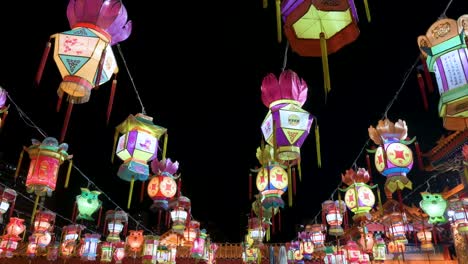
(4, 92, 154, 235)
(116, 44, 147, 115)
(281, 41, 290, 71)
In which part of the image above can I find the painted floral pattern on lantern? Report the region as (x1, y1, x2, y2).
(160, 177, 177, 197)
(387, 143, 413, 167)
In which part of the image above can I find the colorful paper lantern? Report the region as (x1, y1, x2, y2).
(169, 195, 190, 234)
(104, 210, 128, 242)
(420, 192, 448, 224)
(298, 231, 314, 260)
(448, 197, 468, 235)
(358, 229, 374, 253)
(113, 241, 126, 263)
(322, 199, 347, 236)
(183, 220, 200, 244)
(191, 229, 207, 259)
(0, 188, 16, 222)
(35, 0, 132, 141)
(76, 187, 102, 221)
(0, 87, 9, 129)
(27, 235, 38, 258)
(126, 230, 144, 253)
(260, 70, 314, 163)
(368, 118, 414, 194)
(100, 241, 113, 262)
(46, 242, 59, 261)
(147, 158, 179, 210)
(387, 241, 405, 254)
(340, 168, 376, 222)
(288, 240, 303, 263)
(31, 210, 55, 248)
(247, 217, 266, 246)
(142, 235, 160, 264)
(344, 240, 360, 263)
(282, 0, 360, 95)
(60, 224, 85, 257)
(113, 113, 167, 209)
(0, 217, 25, 258)
(306, 224, 326, 252)
(372, 234, 386, 262)
(418, 15, 468, 131)
(80, 233, 101, 261)
(382, 212, 408, 244)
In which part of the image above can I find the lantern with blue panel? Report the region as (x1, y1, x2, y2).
(418, 15, 468, 131)
(113, 113, 167, 209)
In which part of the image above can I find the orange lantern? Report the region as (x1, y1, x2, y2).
(147, 158, 179, 211)
(126, 230, 144, 254)
(184, 220, 200, 244)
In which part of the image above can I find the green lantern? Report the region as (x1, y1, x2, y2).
(76, 188, 102, 221)
(419, 192, 448, 224)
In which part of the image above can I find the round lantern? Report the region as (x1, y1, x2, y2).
(418, 15, 468, 131)
(382, 212, 408, 244)
(114, 113, 167, 208)
(322, 199, 346, 236)
(0, 188, 17, 222)
(105, 210, 128, 242)
(372, 234, 386, 262)
(80, 233, 101, 261)
(147, 158, 179, 210)
(256, 162, 288, 209)
(76, 187, 102, 221)
(126, 230, 144, 254)
(142, 235, 160, 264)
(368, 119, 414, 194)
(419, 192, 448, 224)
(169, 195, 191, 234)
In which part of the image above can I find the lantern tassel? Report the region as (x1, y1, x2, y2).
(127, 176, 135, 209)
(320, 32, 331, 99)
(71, 201, 77, 222)
(111, 129, 119, 163)
(266, 226, 270, 242)
(60, 102, 74, 142)
(249, 173, 252, 200)
(271, 207, 275, 234)
(417, 73, 429, 111)
(415, 141, 424, 170)
(64, 159, 73, 188)
(0, 109, 8, 129)
(363, 0, 371, 23)
(30, 194, 40, 226)
(377, 187, 383, 216)
(140, 180, 146, 203)
(35, 40, 52, 86)
(275, 0, 282, 43)
(162, 133, 168, 160)
(106, 79, 117, 125)
(420, 55, 434, 93)
(287, 166, 293, 207)
(292, 167, 296, 196)
(278, 209, 281, 232)
(297, 158, 302, 181)
(315, 123, 322, 168)
(14, 148, 25, 179)
(8, 200, 15, 219)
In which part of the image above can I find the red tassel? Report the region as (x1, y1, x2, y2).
(417, 73, 429, 111)
(366, 154, 372, 182)
(102, 219, 108, 235)
(60, 102, 74, 142)
(420, 55, 434, 93)
(8, 200, 15, 219)
(94, 49, 106, 89)
(292, 167, 296, 196)
(415, 141, 424, 170)
(35, 41, 51, 86)
(106, 79, 117, 125)
(414, 232, 418, 246)
(56, 95, 63, 113)
(140, 180, 146, 203)
(71, 202, 77, 223)
(0, 111, 8, 129)
(97, 206, 102, 228)
(248, 173, 252, 201)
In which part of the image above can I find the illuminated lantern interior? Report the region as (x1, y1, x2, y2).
(76, 188, 102, 221)
(247, 217, 266, 245)
(191, 229, 208, 259)
(126, 230, 144, 253)
(113, 242, 126, 263)
(417, 230, 434, 251)
(105, 210, 128, 242)
(372, 234, 386, 261)
(307, 224, 326, 251)
(100, 241, 113, 263)
(142, 235, 160, 264)
(344, 240, 360, 262)
(184, 220, 200, 244)
(322, 199, 346, 236)
(169, 196, 191, 234)
(382, 212, 408, 244)
(419, 192, 448, 224)
(60, 224, 85, 257)
(358, 231, 374, 253)
(80, 233, 101, 261)
(147, 158, 179, 210)
(0, 188, 16, 216)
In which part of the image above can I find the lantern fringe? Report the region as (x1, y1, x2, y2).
(415, 141, 424, 170)
(8, 200, 15, 219)
(14, 148, 25, 179)
(320, 32, 331, 99)
(162, 132, 168, 160)
(276, 0, 282, 43)
(56, 95, 63, 113)
(263, 0, 268, 8)
(106, 78, 117, 125)
(297, 158, 302, 181)
(287, 166, 293, 207)
(64, 159, 73, 188)
(111, 129, 119, 163)
(377, 187, 383, 216)
(272, 207, 275, 234)
(71, 201, 77, 222)
(417, 73, 429, 111)
(363, 0, 371, 23)
(420, 55, 434, 93)
(97, 206, 102, 228)
(35, 40, 52, 86)
(60, 102, 74, 142)
(127, 176, 135, 209)
(315, 123, 322, 168)
(278, 209, 281, 232)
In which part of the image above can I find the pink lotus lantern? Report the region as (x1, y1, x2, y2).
(104, 210, 128, 242)
(126, 230, 144, 254)
(191, 229, 207, 259)
(0, 188, 16, 223)
(142, 235, 160, 264)
(322, 199, 347, 236)
(169, 195, 191, 234)
(260, 70, 315, 163)
(368, 119, 415, 194)
(0, 217, 26, 258)
(147, 158, 179, 210)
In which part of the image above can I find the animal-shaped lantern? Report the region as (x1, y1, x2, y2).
(75, 188, 102, 221)
(281, 0, 360, 96)
(126, 230, 144, 254)
(417, 15, 468, 131)
(147, 158, 179, 211)
(261, 70, 315, 166)
(35, 0, 132, 141)
(419, 192, 448, 224)
(368, 119, 415, 194)
(113, 113, 167, 209)
(0, 87, 9, 129)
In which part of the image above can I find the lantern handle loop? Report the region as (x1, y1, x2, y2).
(425, 181, 430, 192)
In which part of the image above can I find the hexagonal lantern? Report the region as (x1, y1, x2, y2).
(142, 235, 160, 264)
(418, 15, 468, 131)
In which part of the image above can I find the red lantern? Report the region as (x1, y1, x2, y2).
(147, 158, 179, 210)
(31, 210, 55, 248)
(322, 199, 346, 236)
(113, 241, 126, 263)
(60, 224, 85, 257)
(306, 224, 326, 252)
(0, 217, 26, 258)
(344, 240, 360, 263)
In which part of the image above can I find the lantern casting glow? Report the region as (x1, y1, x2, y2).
(420, 192, 448, 224)
(76, 187, 102, 221)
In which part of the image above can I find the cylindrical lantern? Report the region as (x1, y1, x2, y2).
(322, 199, 347, 236)
(418, 15, 468, 131)
(60, 224, 85, 257)
(420, 192, 448, 224)
(126, 230, 144, 254)
(105, 210, 128, 242)
(191, 229, 207, 259)
(323, 246, 335, 264)
(147, 158, 179, 210)
(0, 188, 16, 221)
(184, 220, 200, 244)
(344, 240, 360, 263)
(32, 210, 55, 248)
(247, 217, 266, 245)
(306, 224, 325, 252)
(113, 241, 126, 263)
(80, 233, 101, 261)
(76, 188, 102, 221)
(382, 212, 408, 244)
(100, 241, 113, 263)
(21, 137, 72, 196)
(368, 119, 414, 194)
(114, 113, 167, 208)
(372, 234, 386, 262)
(0, 217, 25, 258)
(142, 235, 160, 264)
(169, 195, 191, 234)
(260, 70, 314, 163)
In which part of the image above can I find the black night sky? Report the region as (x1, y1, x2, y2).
(0, 0, 465, 243)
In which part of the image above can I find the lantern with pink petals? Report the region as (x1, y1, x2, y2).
(147, 158, 179, 210)
(260, 70, 315, 164)
(0, 87, 9, 129)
